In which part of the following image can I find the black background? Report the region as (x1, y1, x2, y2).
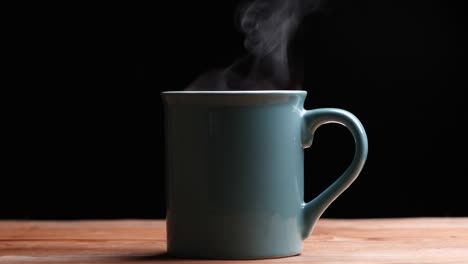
(3, 0, 467, 219)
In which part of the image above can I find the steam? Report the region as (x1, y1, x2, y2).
(187, 0, 321, 91)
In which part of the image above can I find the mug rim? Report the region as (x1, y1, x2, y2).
(162, 90, 307, 95)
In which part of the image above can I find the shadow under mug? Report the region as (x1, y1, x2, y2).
(162, 90, 368, 259)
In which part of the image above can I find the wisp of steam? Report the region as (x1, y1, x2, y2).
(187, 0, 321, 91)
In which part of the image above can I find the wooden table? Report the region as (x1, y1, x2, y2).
(1, 218, 467, 263)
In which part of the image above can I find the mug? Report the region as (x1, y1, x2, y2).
(162, 90, 368, 259)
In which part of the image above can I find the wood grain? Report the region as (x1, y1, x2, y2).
(1, 218, 467, 263)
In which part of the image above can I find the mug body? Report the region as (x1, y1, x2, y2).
(162, 91, 307, 259)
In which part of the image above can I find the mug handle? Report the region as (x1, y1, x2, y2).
(300, 108, 368, 239)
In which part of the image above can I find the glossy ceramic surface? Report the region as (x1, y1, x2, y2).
(162, 91, 368, 259)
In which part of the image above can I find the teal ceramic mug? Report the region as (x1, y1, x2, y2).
(162, 90, 368, 259)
